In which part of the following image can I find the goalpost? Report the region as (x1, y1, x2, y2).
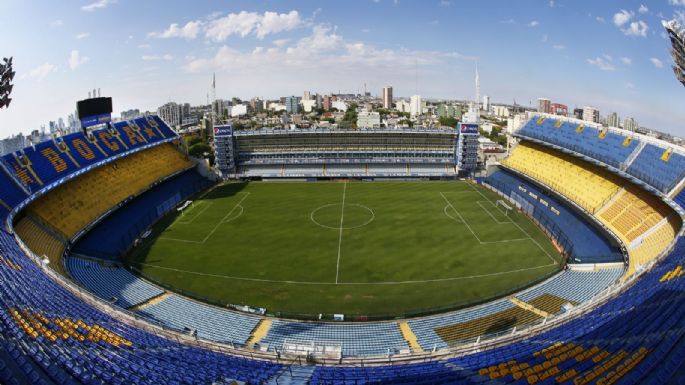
(495, 200, 513, 217)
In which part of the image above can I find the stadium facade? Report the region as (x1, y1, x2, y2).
(664, 19, 685, 88)
(0, 109, 685, 383)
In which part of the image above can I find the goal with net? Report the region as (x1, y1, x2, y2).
(495, 200, 513, 217)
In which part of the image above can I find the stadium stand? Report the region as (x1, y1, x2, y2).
(516, 114, 685, 194)
(626, 143, 685, 193)
(66, 257, 164, 309)
(71, 169, 211, 260)
(501, 141, 621, 213)
(234, 128, 458, 178)
(597, 187, 674, 244)
(2, 113, 685, 383)
(26, 143, 193, 240)
(518, 116, 640, 169)
(259, 320, 410, 357)
(135, 295, 259, 345)
(13, 217, 67, 275)
(486, 168, 623, 263)
(2, 116, 176, 193)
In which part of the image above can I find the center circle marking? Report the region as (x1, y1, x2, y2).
(310, 203, 375, 230)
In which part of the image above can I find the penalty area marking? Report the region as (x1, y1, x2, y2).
(177, 201, 214, 225)
(465, 182, 558, 265)
(441, 192, 530, 245)
(159, 192, 249, 244)
(476, 200, 512, 224)
(131, 261, 558, 285)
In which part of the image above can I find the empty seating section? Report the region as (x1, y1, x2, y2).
(486, 169, 622, 263)
(598, 187, 674, 243)
(72, 169, 211, 260)
(502, 142, 621, 213)
(2, 116, 176, 193)
(66, 257, 164, 308)
(13, 217, 66, 275)
(628, 217, 680, 276)
(234, 128, 459, 178)
(408, 268, 623, 351)
(27, 143, 192, 239)
(0, 167, 26, 215)
(518, 117, 639, 168)
(260, 320, 409, 357)
(627, 144, 685, 192)
(135, 295, 259, 345)
(517, 268, 622, 305)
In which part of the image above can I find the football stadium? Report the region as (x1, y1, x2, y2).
(2, 9, 685, 385)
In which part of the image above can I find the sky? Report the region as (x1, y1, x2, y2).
(2, 0, 685, 138)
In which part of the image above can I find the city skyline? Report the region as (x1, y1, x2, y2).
(2, 0, 685, 138)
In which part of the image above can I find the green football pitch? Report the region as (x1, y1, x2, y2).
(125, 181, 563, 318)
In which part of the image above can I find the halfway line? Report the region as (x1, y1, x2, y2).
(335, 182, 347, 284)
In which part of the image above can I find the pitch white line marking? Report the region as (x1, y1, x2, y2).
(443, 204, 529, 244)
(335, 182, 347, 284)
(178, 201, 213, 225)
(466, 182, 558, 264)
(159, 193, 249, 244)
(310, 203, 375, 230)
(131, 261, 557, 285)
(476, 200, 512, 224)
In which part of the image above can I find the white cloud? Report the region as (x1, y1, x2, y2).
(613, 10, 633, 27)
(183, 25, 476, 75)
(272, 38, 290, 47)
(22, 63, 57, 81)
(50, 20, 63, 27)
(596, 16, 605, 23)
(76, 32, 90, 40)
(141, 54, 173, 61)
(622, 20, 649, 37)
(81, 0, 114, 12)
(669, 0, 685, 5)
(137, 44, 151, 49)
(549, 0, 555, 7)
(650, 57, 663, 68)
(148, 20, 202, 40)
(552, 44, 566, 50)
(255, 11, 301, 39)
(621, 57, 632, 65)
(500, 18, 515, 24)
(587, 56, 615, 71)
(528, 20, 540, 27)
(204, 10, 302, 41)
(68, 50, 89, 70)
(439, 0, 451, 6)
(638, 4, 648, 14)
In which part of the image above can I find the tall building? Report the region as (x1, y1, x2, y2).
(550, 103, 568, 117)
(285, 96, 300, 114)
(482, 95, 491, 112)
(382, 86, 393, 109)
(537, 98, 551, 114)
(663, 19, 685, 88)
(303, 91, 311, 101)
(323, 95, 332, 111)
(582, 106, 600, 123)
(356, 111, 381, 128)
(624, 117, 639, 131)
(157, 102, 181, 127)
(607, 112, 620, 127)
(409, 95, 422, 117)
(0, 134, 26, 156)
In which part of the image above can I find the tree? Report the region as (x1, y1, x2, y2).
(438, 116, 458, 128)
(188, 143, 212, 158)
(187, 136, 203, 147)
